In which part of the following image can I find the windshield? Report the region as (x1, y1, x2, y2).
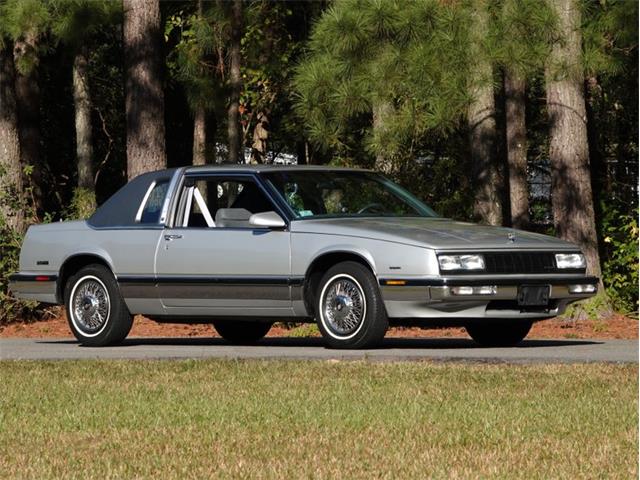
(263, 170, 438, 219)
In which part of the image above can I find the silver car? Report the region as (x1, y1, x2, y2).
(9, 165, 598, 348)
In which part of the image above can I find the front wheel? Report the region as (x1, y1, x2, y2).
(465, 320, 533, 347)
(315, 261, 388, 349)
(213, 320, 272, 344)
(65, 264, 133, 346)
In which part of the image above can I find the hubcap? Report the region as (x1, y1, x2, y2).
(72, 278, 110, 334)
(322, 277, 365, 336)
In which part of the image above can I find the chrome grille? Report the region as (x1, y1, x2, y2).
(440, 251, 585, 275)
(484, 252, 556, 274)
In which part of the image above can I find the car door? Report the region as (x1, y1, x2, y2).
(154, 174, 293, 316)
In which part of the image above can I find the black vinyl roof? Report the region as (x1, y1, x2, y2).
(87, 169, 177, 228)
(86, 165, 371, 228)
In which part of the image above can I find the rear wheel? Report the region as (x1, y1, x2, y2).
(465, 320, 533, 347)
(64, 264, 133, 346)
(315, 261, 388, 349)
(213, 320, 272, 344)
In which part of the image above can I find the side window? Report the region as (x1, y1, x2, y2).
(137, 180, 170, 224)
(179, 177, 276, 228)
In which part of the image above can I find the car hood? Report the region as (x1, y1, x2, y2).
(290, 217, 576, 250)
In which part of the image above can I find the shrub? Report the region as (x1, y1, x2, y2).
(64, 187, 97, 220)
(0, 167, 49, 325)
(0, 222, 46, 325)
(599, 202, 639, 316)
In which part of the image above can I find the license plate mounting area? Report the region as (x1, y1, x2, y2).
(517, 285, 550, 307)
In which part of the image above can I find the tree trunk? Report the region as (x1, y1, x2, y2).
(193, 106, 207, 166)
(251, 111, 269, 164)
(467, 1, 503, 226)
(72, 46, 96, 211)
(13, 34, 43, 215)
(585, 75, 606, 210)
(123, 0, 166, 180)
(545, 0, 602, 278)
(192, 0, 215, 165)
(227, 0, 243, 163)
(0, 40, 25, 233)
(504, 69, 529, 229)
(372, 99, 393, 174)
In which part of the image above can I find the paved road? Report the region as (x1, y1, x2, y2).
(0, 337, 637, 363)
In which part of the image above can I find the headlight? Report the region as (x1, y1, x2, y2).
(555, 253, 586, 269)
(438, 254, 485, 271)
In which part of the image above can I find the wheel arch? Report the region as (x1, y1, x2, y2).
(302, 250, 377, 316)
(57, 253, 116, 303)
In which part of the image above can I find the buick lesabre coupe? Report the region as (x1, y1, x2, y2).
(9, 166, 598, 348)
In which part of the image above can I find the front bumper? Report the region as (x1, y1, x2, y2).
(378, 275, 599, 319)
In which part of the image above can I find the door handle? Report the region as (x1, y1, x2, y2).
(164, 234, 183, 241)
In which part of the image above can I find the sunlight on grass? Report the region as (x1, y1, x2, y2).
(0, 360, 637, 479)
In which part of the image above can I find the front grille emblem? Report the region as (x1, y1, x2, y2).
(508, 232, 516, 243)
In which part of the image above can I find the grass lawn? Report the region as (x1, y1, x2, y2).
(0, 360, 637, 479)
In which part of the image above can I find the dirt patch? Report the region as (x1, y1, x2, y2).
(0, 308, 636, 340)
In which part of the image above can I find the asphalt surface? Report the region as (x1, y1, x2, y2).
(0, 337, 637, 363)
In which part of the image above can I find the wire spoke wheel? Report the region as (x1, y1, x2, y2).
(322, 275, 366, 337)
(65, 265, 133, 346)
(315, 262, 388, 349)
(71, 277, 111, 335)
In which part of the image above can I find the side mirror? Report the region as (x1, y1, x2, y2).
(249, 211, 286, 229)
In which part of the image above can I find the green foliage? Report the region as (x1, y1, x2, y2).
(564, 200, 639, 319)
(64, 187, 96, 220)
(48, 0, 121, 48)
(599, 202, 639, 315)
(561, 292, 612, 322)
(0, 0, 51, 40)
(165, 4, 225, 113)
(0, 0, 52, 73)
(489, 0, 557, 76)
(240, 1, 299, 148)
(164, 1, 322, 161)
(294, 0, 472, 162)
(0, 168, 44, 325)
(581, 0, 637, 77)
(0, 223, 42, 325)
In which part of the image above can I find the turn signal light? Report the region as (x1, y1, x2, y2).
(568, 284, 597, 294)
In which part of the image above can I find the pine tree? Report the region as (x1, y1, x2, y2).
(1, 0, 51, 215)
(51, 0, 121, 214)
(295, 0, 471, 171)
(72, 45, 94, 197)
(123, 0, 166, 179)
(545, 0, 602, 278)
(240, 0, 306, 164)
(192, 0, 208, 167)
(227, 0, 243, 163)
(0, 38, 25, 233)
(467, 0, 503, 226)
(503, 69, 527, 228)
(492, 0, 556, 229)
(165, 0, 225, 166)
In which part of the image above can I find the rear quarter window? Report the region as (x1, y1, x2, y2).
(138, 181, 170, 224)
(87, 170, 176, 228)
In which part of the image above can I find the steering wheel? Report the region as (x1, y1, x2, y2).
(357, 202, 386, 214)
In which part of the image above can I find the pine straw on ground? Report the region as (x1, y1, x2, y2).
(0, 308, 636, 340)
